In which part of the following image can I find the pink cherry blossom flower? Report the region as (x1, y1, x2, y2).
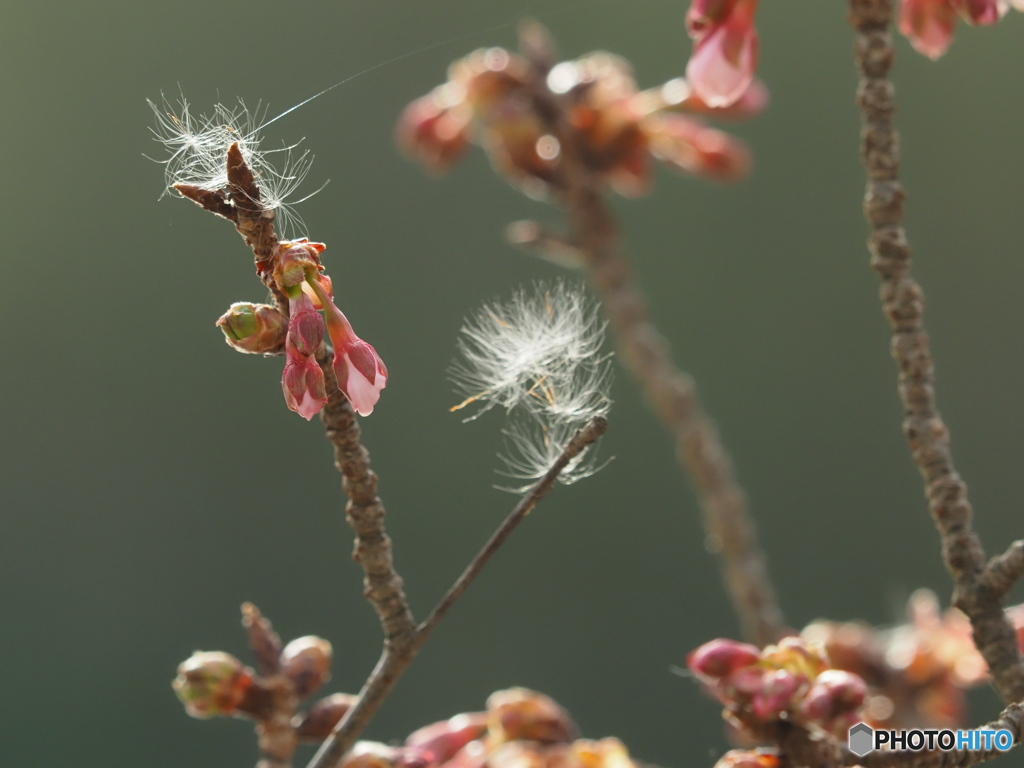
(899, 0, 958, 58)
(307, 278, 388, 417)
(685, 0, 760, 108)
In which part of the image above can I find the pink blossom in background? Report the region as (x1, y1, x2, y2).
(685, 0, 760, 108)
(899, 0, 959, 58)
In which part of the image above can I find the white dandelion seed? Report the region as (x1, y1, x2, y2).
(451, 282, 613, 492)
(146, 93, 326, 238)
(451, 282, 609, 417)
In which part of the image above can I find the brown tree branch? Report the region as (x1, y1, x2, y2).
(985, 542, 1024, 599)
(305, 416, 609, 768)
(847, 0, 1024, 703)
(510, 23, 785, 648)
(318, 353, 418, 647)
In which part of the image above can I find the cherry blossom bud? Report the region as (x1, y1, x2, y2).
(713, 751, 780, 768)
(899, 0, 958, 59)
(280, 635, 332, 698)
(481, 102, 554, 190)
(486, 687, 578, 745)
(275, 239, 327, 288)
(487, 742, 548, 768)
(687, 0, 740, 37)
(172, 651, 254, 718)
(645, 114, 751, 183)
(657, 77, 769, 120)
(294, 693, 358, 741)
(762, 637, 828, 681)
(342, 742, 402, 768)
(287, 292, 325, 358)
(687, 639, 761, 683)
(282, 340, 328, 421)
(685, 0, 760, 108)
(457, 48, 531, 113)
(439, 741, 490, 768)
(950, 0, 1002, 23)
(308, 278, 387, 417)
(750, 669, 801, 721)
(216, 302, 287, 354)
(397, 93, 472, 173)
(722, 665, 767, 702)
(797, 670, 867, 728)
(406, 713, 489, 765)
(571, 738, 636, 768)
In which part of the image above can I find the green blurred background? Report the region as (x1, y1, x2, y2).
(2, 1, 1022, 765)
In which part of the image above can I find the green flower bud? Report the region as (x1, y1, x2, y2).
(216, 303, 287, 355)
(172, 651, 254, 718)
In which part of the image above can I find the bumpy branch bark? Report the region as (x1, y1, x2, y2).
(847, 0, 1024, 704)
(306, 417, 609, 768)
(319, 357, 418, 647)
(511, 23, 785, 648)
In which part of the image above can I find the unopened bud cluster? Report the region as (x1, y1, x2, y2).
(802, 590, 1012, 729)
(899, 0, 1022, 60)
(398, 39, 765, 198)
(172, 604, 339, 731)
(338, 688, 639, 768)
(173, 651, 255, 718)
(688, 637, 867, 738)
(217, 237, 388, 420)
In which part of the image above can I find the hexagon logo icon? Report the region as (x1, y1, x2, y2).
(848, 722, 874, 757)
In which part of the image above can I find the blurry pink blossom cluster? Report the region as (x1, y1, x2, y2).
(345, 688, 638, 768)
(398, 44, 766, 197)
(681, 0, 1022, 115)
(688, 636, 867, 742)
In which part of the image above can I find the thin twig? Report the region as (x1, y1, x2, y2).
(511, 22, 785, 648)
(847, 0, 1024, 703)
(305, 416, 608, 768)
(417, 415, 609, 638)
